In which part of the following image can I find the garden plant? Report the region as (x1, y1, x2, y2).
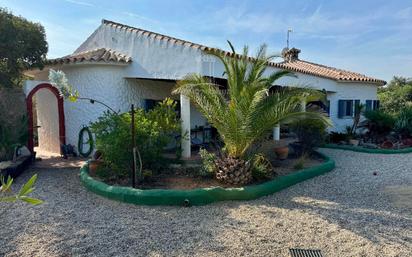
(173, 41, 330, 185)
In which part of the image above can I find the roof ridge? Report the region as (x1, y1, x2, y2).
(277, 59, 385, 84)
(48, 47, 132, 65)
(102, 19, 211, 50)
(66, 47, 107, 56)
(296, 59, 368, 77)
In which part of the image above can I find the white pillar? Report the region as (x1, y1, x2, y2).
(301, 99, 306, 112)
(273, 124, 280, 141)
(180, 94, 191, 159)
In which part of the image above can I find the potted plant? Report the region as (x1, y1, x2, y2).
(346, 126, 360, 146)
(88, 150, 103, 176)
(347, 103, 365, 146)
(274, 140, 289, 160)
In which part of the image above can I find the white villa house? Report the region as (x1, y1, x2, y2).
(24, 19, 386, 158)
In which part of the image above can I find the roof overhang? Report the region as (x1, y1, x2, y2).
(24, 61, 130, 77)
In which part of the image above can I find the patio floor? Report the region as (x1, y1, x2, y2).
(0, 149, 411, 257)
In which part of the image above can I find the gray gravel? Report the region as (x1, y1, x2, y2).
(1, 149, 411, 257)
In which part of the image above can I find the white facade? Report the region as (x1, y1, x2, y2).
(24, 20, 381, 155)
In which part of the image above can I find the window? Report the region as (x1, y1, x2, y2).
(365, 100, 380, 111)
(143, 99, 161, 111)
(338, 99, 360, 118)
(338, 100, 353, 118)
(143, 99, 181, 117)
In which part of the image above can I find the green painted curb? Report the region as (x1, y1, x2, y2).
(80, 152, 335, 206)
(322, 144, 412, 154)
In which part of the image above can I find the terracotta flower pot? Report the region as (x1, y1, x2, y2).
(349, 139, 359, 146)
(402, 138, 412, 147)
(274, 146, 289, 160)
(380, 140, 393, 149)
(89, 160, 103, 176)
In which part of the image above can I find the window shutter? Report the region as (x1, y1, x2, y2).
(327, 100, 330, 115)
(349, 100, 354, 116)
(354, 100, 360, 116)
(366, 100, 372, 111)
(375, 100, 380, 110)
(338, 100, 344, 118)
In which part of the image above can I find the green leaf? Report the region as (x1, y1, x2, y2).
(18, 174, 37, 196)
(0, 176, 13, 192)
(0, 196, 17, 202)
(19, 196, 43, 205)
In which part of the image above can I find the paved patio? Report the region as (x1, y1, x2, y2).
(1, 149, 411, 257)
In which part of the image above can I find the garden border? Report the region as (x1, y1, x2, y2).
(80, 152, 335, 206)
(323, 144, 412, 154)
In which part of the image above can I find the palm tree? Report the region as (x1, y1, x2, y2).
(173, 42, 330, 185)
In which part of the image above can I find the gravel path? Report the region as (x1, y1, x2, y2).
(1, 149, 411, 257)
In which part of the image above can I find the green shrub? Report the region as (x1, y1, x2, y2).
(90, 99, 180, 179)
(293, 153, 307, 170)
(251, 153, 272, 180)
(0, 115, 28, 161)
(395, 107, 412, 137)
(94, 163, 114, 181)
(360, 110, 395, 142)
(378, 76, 412, 114)
(328, 132, 348, 143)
(199, 148, 216, 177)
(289, 119, 327, 153)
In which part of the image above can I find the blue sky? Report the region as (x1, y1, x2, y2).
(1, 0, 411, 82)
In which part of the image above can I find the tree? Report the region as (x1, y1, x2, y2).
(0, 8, 48, 87)
(378, 76, 412, 114)
(173, 42, 330, 185)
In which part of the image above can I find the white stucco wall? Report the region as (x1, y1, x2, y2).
(75, 24, 202, 80)
(30, 64, 208, 148)
(35, 88, 60, 153)
(327, 82, 378, 132)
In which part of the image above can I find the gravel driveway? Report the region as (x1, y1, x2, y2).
(1, 149, 411, 257)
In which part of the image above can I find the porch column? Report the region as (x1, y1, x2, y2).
(301, 99, 306, 112)
(180, 94, 191, 158)
(273, 124, 280, 141)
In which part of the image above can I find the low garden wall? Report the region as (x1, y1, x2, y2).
(323, 144, 412, 154)
(80, 152, 335, 206)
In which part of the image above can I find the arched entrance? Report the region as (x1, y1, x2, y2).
(26, 83, 65, 153)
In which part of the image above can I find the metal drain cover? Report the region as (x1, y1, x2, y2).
(289, 248, 324, 257)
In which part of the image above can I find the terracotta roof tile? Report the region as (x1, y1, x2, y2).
(270, 59, 386, 84)
(47, 48, 132, 65)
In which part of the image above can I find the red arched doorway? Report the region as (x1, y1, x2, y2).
(26, 83, 65, 153)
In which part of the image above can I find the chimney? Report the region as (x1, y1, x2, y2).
(281, 47, 301, 62)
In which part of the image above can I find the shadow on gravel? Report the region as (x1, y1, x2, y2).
(0, 168, 240, 257)
(245, 149, 412, 248)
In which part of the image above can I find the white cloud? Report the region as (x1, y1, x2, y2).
(64, 0, 94, 7)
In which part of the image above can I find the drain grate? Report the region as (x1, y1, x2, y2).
(289, 248, 324, 257)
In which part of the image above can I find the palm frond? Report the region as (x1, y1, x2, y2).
(174, 42, 331, 158)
